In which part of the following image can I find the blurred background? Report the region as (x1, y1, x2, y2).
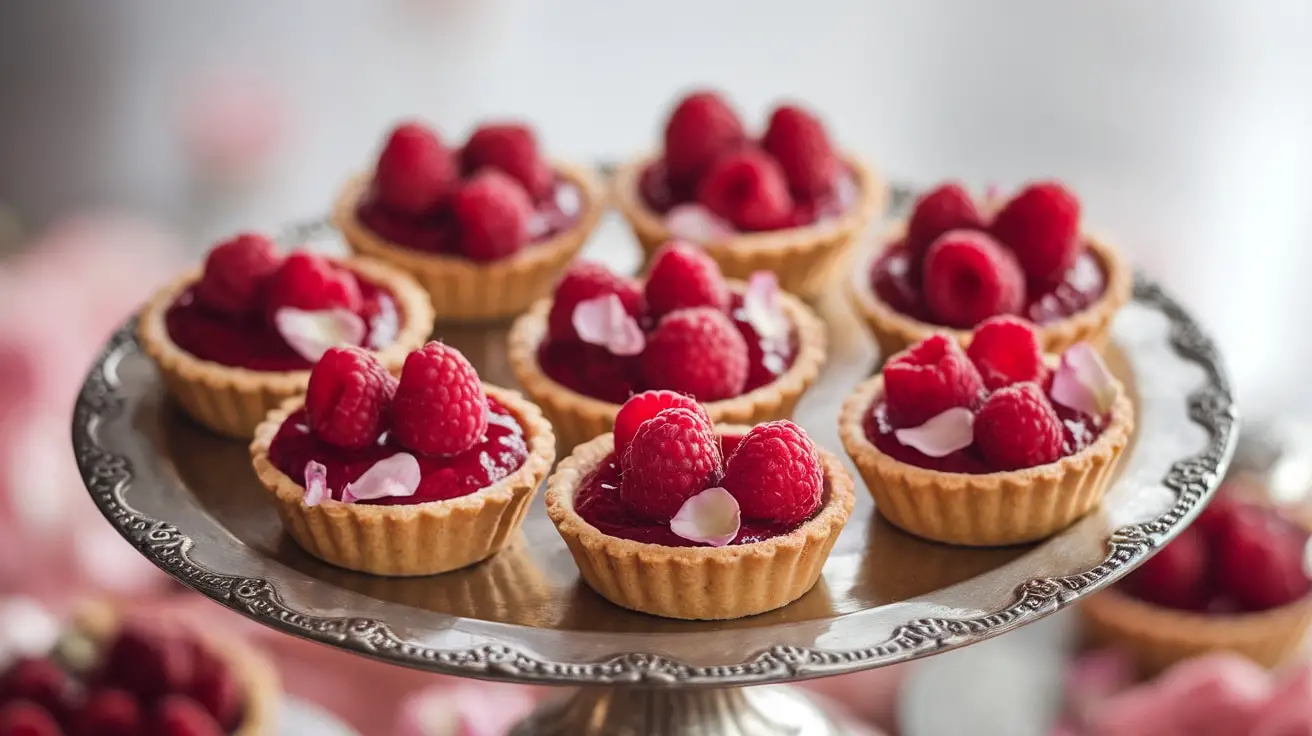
(3, 1, 1311, 734)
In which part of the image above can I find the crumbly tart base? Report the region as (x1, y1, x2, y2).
(507, 282, 828, 451)
(849, 227, 1132, 359)
(838, 368, 1134, 547)
(249, 384, 555, 577)
(138, 257, 434, 439)
(1080, 587, 1312, 673)
(544, 426, 855, 620)
(612, 154, 887, 300)
(334, 160, 605, 323)
(70, 601, 280, 736)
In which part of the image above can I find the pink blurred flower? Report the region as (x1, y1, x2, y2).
(394, 682, 537, 736)
(179, 70, 287, 184)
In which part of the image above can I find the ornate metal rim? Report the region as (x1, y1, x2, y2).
(73, 265, 1236, 688)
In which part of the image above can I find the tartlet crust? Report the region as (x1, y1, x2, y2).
(138, 257, 434, 439)
(333, 160, 605, 323)
(249, 384, 555, 577)
(612, 153, 887, 300)
(848, 225, 1132, 359)
(838, 363, 1134, 547)
(507, 281, 828, 451)
(544, 425, 855, 620)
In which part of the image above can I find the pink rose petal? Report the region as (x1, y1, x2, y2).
(1089, 653, 1272, 736)
(665, 204, 735, 242)
(1051, 342, 1116, 417)
(743, 271, 789, 343)
(341, 453, 421, 503)
(303, 461, 329, 507)
(274, 307, 366, 363)
(1252, 663, 1312, 736)
(572, 294, 646, 356)
(894, 407, 975, 457)
(1064, 649, 1137, 726)
(395, 682, 538, 736)
(670, 487, 741, 547)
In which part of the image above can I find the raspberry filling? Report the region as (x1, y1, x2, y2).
(164, 276, 400, 372)
(639, 160, 859, 231)
(357, 174, 582, 255)
(267, 399, 527, 505)
(575, 436, 808, 546)
(871, 239, 1107, 326)
(538, 292, 797, 404)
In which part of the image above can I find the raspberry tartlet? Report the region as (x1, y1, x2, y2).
(851, 181, 1131, 357)
(613, 91, 886, 299)
(1082, 492, 1312, 673)
(334, 120, 604, 322)
(507, 242, 827, 450)
(839, 318, 1133, 546)
(0, 603, 278, 736)
(138, 234, 434, 438)
(545, 392, 855, 619)
(249, 341, 554, 576)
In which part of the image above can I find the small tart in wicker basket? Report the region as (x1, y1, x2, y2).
(249, 384, 555, 577)
(139, 255, 434, 440)
(545, 426, 855, 620)
(334, 161, 605, 323)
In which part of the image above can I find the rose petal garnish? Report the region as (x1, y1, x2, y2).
(303, 460, 329, 507)
(1051, 342, 1116, 417)
(894, 407, 975, 457)
(572, 293, 645, 356)
(742, 271, 789, 343)
(670, 487, 741, 547)
(341, 453, 421, 503)
(665, 204, 735, 242)
(274, 307, 366, 363)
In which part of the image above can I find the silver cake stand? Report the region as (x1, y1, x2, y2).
(72, 211, 1237, 735)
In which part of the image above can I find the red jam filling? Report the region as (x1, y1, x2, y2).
(537, 293, 798, 404)
(638, 160, 860, 231)
(267, 398, 527, 504)
(864, 385, 1108, 474)
(575, 435, 809, 546)
(164, 277, 400, 372)
(357, 174, 582, 255)
(871, 239, 1107, 325)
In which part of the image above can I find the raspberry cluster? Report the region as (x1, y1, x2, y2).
(0, 622, 243, 736)
(895, 180, 1083, 328)
(361, 121, 553, 262)
(193, 234, 363, 322)
(658, 91, 842, 231)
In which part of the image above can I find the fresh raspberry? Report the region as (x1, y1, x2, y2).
(392, 342, 488, 456)
(449, 170, 532, 262)
(546, 262, 645, 343)
(989, 181, 1082, 284)
(966, 316, 1046, 390)
(722, 420, 823, 525)
(460, 123, 552, 200)
(619, 407, 723, 521)
(922, 230, 1025, 328)
(148, 696, 222, 736)
(74, 689, 143, 736)
(641, 308, 749, 402)
(905, 182, 985, 263)
(0, 659, 70, 723)
(974, 383, 1065, 470)
(1123, 526, 1211, 611)
(99, 624, 194, 704)
(662, 91, 747, 187)
(372, 121, 458, 215)
(185, 645, 240, 732)
(696, 149, 795, 232)
(194, 233, 282, 316)
(882, 335, 985, 428)
(643, 241, 730, 318)
(1214, 506, 1312, 611)
(760, 104, 839, 199)
(263, 252, 363, 324)
(0, 702, 60, 736)
(304, 347, 396, 449)
(613, 390, 710, 463)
